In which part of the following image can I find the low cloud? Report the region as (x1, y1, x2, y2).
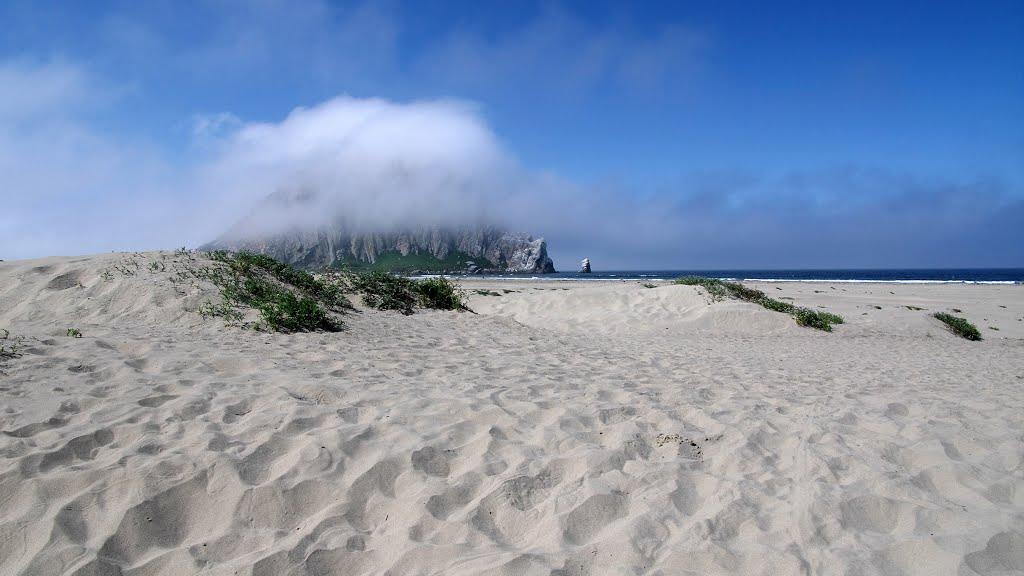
(195, 97, 515, 238)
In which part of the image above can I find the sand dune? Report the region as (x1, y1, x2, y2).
(1, 252, 1022, 575)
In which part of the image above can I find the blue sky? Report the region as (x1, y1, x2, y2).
(1, 0, 1021, 268)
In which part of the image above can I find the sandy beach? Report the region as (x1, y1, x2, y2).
(1, 251, 1022, 575)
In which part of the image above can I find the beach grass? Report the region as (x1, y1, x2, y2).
(350, 270, 466, 314)
(196, 251, 470, 328)
(933, 312, 982, 341)
(203, 251, 346, 332)
(673, 276, 844, 331)
(0, 329, 19, 361)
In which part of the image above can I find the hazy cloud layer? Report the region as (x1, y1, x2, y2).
(0, 60, 184, 258)
(197, 97, 513, 237)
(0, 59, 1020, 268)
(413, 5, 706, 96)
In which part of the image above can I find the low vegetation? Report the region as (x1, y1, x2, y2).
(202, 251, 350, 332)
(0, 329, 20, 361)
(66, 328, 82, 338)
(673, 276, 844, 332)
(197, 251, 468, 330)
(349, 271, 467, 315)
(933, 312, 982, 341)
(411, 277, 467, 311)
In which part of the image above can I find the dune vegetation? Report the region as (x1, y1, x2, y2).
(673, 276, 844, 331)
(933, 312, 982, 341)
(196, 251, 467, 331)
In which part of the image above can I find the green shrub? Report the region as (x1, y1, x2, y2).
(351, 271, 467, 314)
(258, 292, 338, 332)
(674, 276, 843, 331)
(201, 251, 345, 332)
(351, 271, 419, 314)
(760, 298, 797, 314)
(415, 277, 466, 310)
(200, 252, 468, 328)
(673, 276, 728, 300)
(933, 312, 982, 341)
(0, 330, 19, 361)
(817, 311, 845, 325)
(66, 328, 82, 338)
(794, 309, 842, 332)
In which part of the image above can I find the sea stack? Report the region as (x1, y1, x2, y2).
(580, 258, 592, 273)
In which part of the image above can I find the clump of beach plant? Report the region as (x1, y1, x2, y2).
(473, 289, 502, 297)
(66, 328, 82, 338)
(350, 271, 467, 314)
(200, 251, 348, 332)
(0, 343, 18, 360)
(350, 271, 420, 314)
(415, 277, 467, 310)
(794, 309, 844, 331)
(198, 300, 244, 322)
(674, 276, 730, 300)
(194, 251, 469, 329)
(0, 329, 20, 361)
(674, 276, 844, 332)
(934, 312, 982, 341)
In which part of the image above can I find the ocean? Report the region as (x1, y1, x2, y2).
(453, 268, 1024, 284)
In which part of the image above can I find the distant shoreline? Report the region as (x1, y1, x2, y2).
(416, 269, 1024, 284)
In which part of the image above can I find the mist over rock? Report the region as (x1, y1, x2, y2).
(203, 190, 556, 273)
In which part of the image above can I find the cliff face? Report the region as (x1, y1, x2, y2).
(203, 193, 556, 273)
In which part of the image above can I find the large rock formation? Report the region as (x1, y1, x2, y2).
(203, 192, 556, 274)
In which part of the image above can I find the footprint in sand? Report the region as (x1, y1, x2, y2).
(138, 394, 178, 407)
(3, 416, 68, 438)
(411, 446, 451, 477)
(563, 491, 629, 545)
(19, 428, 114, 476)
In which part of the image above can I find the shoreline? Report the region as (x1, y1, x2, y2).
(444, 275, 1023, 284)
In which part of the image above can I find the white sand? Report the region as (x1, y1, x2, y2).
(1, 252, 1022, 575)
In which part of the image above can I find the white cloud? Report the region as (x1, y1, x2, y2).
(194, 96, 520, 237)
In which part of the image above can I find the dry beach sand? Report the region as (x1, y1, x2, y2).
(1, 251, 1023, 575)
